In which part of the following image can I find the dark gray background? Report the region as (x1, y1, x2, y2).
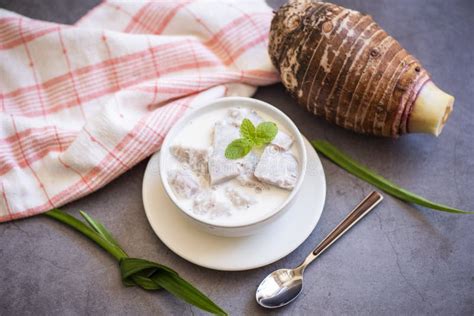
(1, 0, 473, 315)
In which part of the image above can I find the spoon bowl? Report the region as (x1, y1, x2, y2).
(256, 268, 304, 308)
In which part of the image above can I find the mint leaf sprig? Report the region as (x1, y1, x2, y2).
(225, 118, 278, 159)
(44, 209, 227, 315)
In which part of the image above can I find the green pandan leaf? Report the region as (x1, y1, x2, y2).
(44, 210, 228, 315)
(311, 140, 473, 214)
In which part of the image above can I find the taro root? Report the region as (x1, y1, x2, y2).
(269, 0, 454, 137)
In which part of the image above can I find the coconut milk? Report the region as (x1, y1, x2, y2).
(165, 106, 300, 227)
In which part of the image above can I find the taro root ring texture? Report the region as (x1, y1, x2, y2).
(269, 0, 454, 137)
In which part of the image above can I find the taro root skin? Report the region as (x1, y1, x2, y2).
(269, 0, 454, 137)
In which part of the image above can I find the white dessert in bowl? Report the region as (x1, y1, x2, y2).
(159, 97, 307, 237)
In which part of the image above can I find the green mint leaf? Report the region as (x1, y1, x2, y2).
(239, 118, 255, 141)
(255, 121, 278, 145)
(225, 138, 253, 159)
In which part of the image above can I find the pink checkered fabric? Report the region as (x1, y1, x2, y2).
(0, 1, 279, 221)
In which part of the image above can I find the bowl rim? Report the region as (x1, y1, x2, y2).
(159, 96, 308, 229)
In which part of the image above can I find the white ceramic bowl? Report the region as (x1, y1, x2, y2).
(159, 97, 307, 237)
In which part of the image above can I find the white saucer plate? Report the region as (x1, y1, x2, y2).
(142, 138, 326, 271)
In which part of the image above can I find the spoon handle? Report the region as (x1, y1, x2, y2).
(300, 191, 383, 270)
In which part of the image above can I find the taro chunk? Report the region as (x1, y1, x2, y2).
(208, 154, 240, 185)
(193, 190, 230, 218)
(245, 110, 264, 126)
(170, 145, 209, 176)
(227, 108, 244, 123)
(225, 187, 256, 208)
(227, 108, 263, 126)
(168, 169, 200, 198)
(209, 121, 241, 185)
(212, 121, 240, 152)
(236, 152, 267, 190)
(271, 131, 294, 150)
(254, 145, 299, 190)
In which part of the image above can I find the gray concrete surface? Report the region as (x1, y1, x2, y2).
(0, 0, 473, 315)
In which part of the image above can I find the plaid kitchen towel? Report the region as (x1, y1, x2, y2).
(0, 0, 279, 221)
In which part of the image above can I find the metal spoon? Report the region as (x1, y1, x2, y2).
(256, 191, 383, 309)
